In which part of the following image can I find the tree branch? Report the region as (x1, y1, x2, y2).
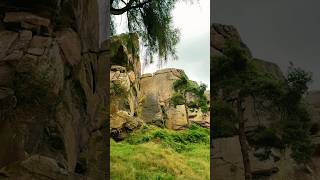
(111, 0, 152, 15)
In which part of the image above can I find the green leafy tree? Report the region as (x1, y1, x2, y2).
(212, 39, 287, 180)
(276, 63, 313, 164)
(212, 99, 237, 137)
(212, 39, 314, 178)
(111, 0, 196, 65)
(171, 74, 208, 126)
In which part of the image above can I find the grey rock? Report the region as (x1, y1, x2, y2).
(27, 48, 45, 56)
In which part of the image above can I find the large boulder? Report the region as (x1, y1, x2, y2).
(166, 105, 188, 130)
(139, 68, 189, 129)
(110, 111, 143, 141)
(213, 136, 280, 180)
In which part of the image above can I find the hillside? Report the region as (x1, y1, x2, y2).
(109, 34, 210, 179)
(111, 124, 210, 180)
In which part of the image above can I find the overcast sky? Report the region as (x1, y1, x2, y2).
(114, 0, 210, 88)
(212, 0, 320, 90)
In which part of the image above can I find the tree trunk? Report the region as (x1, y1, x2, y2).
(184, 93, 190, 127)
(237, 99, 252, 180)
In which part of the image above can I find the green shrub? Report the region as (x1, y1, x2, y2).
(172, 76, 209, 112)
(110, 83, 129, 98)
(212, 100, 237, 138)
(291, 141, 314, 164)
(198, 96, 209, 113)
(170, 93, 185, 107)
(124, 124, 209, 152)
(248, 127, 283, 149)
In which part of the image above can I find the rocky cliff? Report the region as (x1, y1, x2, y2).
(109, 33, 143, 141)
(109, 38, 210, 139)
(140, 69, 189, 130)
(0, 1, 110, 179)
(140, 69, 210, 130)
(211, 23, 320, 180)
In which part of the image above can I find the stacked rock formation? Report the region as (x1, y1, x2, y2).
(0, 1, 110, 179)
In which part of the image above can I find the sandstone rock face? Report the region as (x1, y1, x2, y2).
(4, 12, 52, 34)
(110, 111, 143, 141)
(306, 91, 320, 132)
(109, 34, 143, 139)
(189, 109, 210, 128)
(166, 105, 188, 130)
(107, 33, 207, 134)
(214, 136, 320, 180)
(139, 68, 189, 129)
(0, 10, 109, 179)
(109, 44, 210, 131)
(56, 29, 82, 66)
(211, 23, 251, 57)
(72, 0, 101, 51)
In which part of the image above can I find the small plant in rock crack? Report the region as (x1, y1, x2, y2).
(110, 83, 129, 98)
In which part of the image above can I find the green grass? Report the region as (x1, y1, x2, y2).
(110, 124, 210, 180)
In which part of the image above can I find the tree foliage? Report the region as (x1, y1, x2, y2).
(212, 39, 314, 165)
(212, 99, 237, 137)
(111, 0, 196, 65)
(171, 74, 209, 112)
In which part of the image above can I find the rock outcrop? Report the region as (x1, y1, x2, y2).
(139, 68, 188, 129)
(211, 23, 251, 58)
(0, 3, 109, 179)
(139, 68, 210, 130)
(109, 38, 210, 132)
(211, 23, 320, 180)
(109, 33, 143, 140)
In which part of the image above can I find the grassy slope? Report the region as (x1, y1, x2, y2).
(110, 125, 210, 180)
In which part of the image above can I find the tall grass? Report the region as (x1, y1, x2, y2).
(110, 124, 210, 180)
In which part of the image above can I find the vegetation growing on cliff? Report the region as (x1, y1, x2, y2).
(212, 39, 314, 179)
(212, 99, 237, 137)
(110, 124, 210, 180)
(110, 83, 129, 98)
(171, 75, 209, 113)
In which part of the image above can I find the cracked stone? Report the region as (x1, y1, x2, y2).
(27, 48, 45, 56)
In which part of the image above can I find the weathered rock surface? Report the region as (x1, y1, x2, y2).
(139, 68, 189, 129)
(108, 34, 210, 131)
(211, 23, 251, 57)
(108, 33, 145, 140)
(0, 9, 109, 179)
(4, 12, 52, 34)
(213, 136, 279, 180)
(306, 91, 320, 134)
(110, 111, 143, 141)
(56, 29, 82, 66)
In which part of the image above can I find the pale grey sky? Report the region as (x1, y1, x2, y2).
(212, 0, 320, 90)
(113, 0, 210, 88)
